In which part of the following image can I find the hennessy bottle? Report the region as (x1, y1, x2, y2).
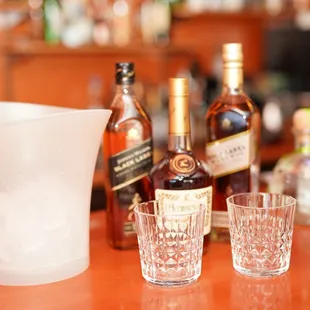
(206, 43, 261, 242)
(150, 78, 213, 249)
(104, 62, 153, 249)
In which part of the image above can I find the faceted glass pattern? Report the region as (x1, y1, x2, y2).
(227, 193, 296, 277)
(134, 201, 206, 287)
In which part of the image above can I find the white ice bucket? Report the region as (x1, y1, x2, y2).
(0, 102, 111, 286)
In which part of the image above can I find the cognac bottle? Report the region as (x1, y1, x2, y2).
(104, 62, 153, 249)
(206, 43, 261, 242)
(150, 78, 213, 249)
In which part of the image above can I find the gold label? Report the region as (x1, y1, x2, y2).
(206, 130, 253, 178)
(170, 154, 196, 175)
(155, 187, 213, 236)
(212, 211, 229, 228)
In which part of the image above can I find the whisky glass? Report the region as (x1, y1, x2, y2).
(227, 193, 296, 277)
(134, 200, 206, 287)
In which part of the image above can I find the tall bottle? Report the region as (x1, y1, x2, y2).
(270, 108, 310, 225)
(205, 43, 261, 242)
(104, 62, 153, 249)
(150, 78, 213, 250)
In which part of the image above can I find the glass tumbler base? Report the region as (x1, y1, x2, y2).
(144, 275, 199, 287)
(234, 265, 289, 278)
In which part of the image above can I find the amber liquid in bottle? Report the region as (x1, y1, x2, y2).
(104, 63, 153, 249)
(150, 78, 213, 250)
(206, 43, 261, 242)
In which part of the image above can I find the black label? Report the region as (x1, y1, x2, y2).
(109, 139, 153, 191)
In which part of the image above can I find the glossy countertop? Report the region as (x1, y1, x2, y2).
(1, 211, 310, 310)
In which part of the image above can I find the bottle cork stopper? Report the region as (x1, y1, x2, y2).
(293, 108, 310, 132)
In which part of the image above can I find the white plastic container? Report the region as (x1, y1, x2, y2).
(0, 102, 111, 286)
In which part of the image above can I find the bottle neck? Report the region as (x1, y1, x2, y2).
(115, 83, 135, 96)
(294, 131, 310, 154)
(222, 65, 243, 95)
(168, 133, 192, 152)
(168, 94, 192, 152)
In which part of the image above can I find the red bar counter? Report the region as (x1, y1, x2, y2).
(0, 211, 309, 309)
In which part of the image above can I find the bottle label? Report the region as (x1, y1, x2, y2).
(155, 187, 213, 235)
(109, 139, 153, 191)
(206, 130, 253, 178)
(212, 211, 229, 228)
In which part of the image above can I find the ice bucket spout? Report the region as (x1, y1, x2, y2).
(0, 102, 111, 286)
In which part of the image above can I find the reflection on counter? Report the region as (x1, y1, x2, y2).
(231, 272, 292, 310)
(142, 281, 212, 310)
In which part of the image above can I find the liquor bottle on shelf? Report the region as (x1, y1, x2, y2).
(270, 108, 310, 225)
(149, 78, 213, 250)
(205, 43, 261, 242)
(104, 62, 153, 249)
(43, 0, 62, 44)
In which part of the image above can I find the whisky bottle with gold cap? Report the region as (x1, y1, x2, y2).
(205, 43, 261, 242)
(104, 62, 153, 249)
(150, 78, 213, 249)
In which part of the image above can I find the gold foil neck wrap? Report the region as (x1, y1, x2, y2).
(169, 78, 190, 134)
(169, 78, 189, 96)
(222, 43, 243, 88)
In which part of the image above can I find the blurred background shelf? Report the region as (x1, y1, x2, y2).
(1, 40, 196, 56)
(171, 7, 296, 21)
(0, 40, 196, 108)
(0, 0, 28, 12)
(0, 0, 309, 208)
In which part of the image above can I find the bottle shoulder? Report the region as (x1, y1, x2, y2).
(111, 94, 148, 114)
(108, 96, 152, 129)
(206, 92, 259, 118)
(150, 151, 213, 180)
(205, 92, 261, 141)
(273, 152, 310, 176)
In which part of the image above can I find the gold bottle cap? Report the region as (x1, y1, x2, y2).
(222, 43, 243, 87)
(222, 43, 243, 64)
(169, 78, 189, 96)
(293, 108, 310, 132)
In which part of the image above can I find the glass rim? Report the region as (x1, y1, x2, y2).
(226, 192, 296, 210)
(133, 200, 206, 218)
